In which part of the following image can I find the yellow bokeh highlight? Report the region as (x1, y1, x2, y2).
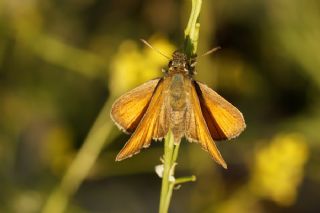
(250, 133, 309, 206)
(109, 36, 175, 96)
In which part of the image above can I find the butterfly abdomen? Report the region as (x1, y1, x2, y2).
(169, 74, 188, 143)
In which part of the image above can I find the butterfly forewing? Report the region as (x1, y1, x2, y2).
(185, 79, 227, 169)
(111, 78, 161, 134)
(115, 78, 169, 161)
(194, 81, 246, 141)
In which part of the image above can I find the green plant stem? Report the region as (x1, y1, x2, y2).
(158, 131, 196, 213)
(158, 0, 202, 212)
(159, 131, 176, 213)
(175, 175, 197, 185)
(184, 0, 202, 56)
(41, 98, 116, 213)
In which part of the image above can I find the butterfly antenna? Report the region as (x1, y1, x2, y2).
(200, 46, 221, 58)
(140, 39, 170, 60)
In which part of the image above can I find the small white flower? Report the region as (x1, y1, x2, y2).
(155, 164, 176, 182)
(155, 164, 164, 178)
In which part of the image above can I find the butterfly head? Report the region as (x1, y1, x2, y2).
(168, 51, 196, 76)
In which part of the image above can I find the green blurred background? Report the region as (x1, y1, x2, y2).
(1, 0, 320, 212)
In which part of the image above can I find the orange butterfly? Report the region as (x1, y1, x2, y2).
(110, 50, 245, 169)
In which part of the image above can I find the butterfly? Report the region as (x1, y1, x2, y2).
(110, 49, 245, 169)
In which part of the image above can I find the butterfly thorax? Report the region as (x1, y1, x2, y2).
(167, 51, 196, 76)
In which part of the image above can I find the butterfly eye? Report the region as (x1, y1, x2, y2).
(168, 60, 173, 67)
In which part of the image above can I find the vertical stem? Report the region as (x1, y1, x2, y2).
(158, 1, 202, 211)
(184, 0, 202, 57)
(159, 131, 176, 213)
